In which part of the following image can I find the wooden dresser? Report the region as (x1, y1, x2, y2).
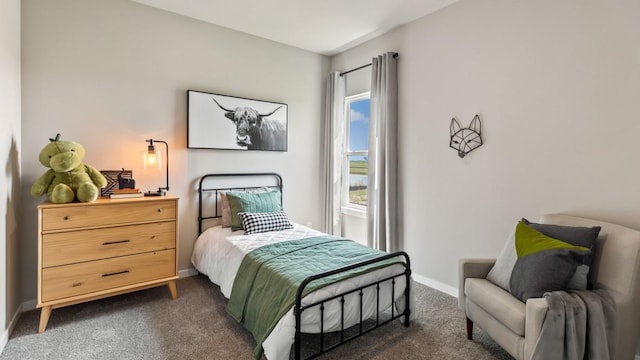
(37, 195, 179, 332)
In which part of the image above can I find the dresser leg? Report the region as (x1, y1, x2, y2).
(39, 306, 52, 333)
(167, 280, 177, 300)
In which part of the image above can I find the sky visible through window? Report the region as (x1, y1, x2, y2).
(349, 98, 369, 152)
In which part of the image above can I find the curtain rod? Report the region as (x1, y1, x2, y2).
(339, 52, 398, 77)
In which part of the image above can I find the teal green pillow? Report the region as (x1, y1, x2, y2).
(226, 190, 282, 231)
(509, 221, 589, 302)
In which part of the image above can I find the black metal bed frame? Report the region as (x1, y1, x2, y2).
(197, 173, 411, 360)
(197, 172, 284, 235)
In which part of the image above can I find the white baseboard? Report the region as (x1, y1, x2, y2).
(0, 301, 28, 354)
(411, 273, 458, 298)
(0, 328, 7, 355)
(21, 299, 37, 312)
(179, 268, 198, 278)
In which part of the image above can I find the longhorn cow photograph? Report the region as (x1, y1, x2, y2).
(187, 90, 288, 151)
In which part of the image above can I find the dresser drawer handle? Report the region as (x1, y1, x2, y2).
(102, 270, 130, 277)
(102, 240, 131, 246)
(157, 208, 162, 213)
(63, 216, 69, 221)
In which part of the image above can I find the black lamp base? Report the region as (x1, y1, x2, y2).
(144, 190, 166, 197)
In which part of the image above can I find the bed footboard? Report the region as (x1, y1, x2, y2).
(293, 251, 411, 360)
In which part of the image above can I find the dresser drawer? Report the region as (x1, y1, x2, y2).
(41, 200, 176, 231)
(41, 250, 176, 302)
(42, 221, 175, 268)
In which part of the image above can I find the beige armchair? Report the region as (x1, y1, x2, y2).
(459, 214, 640, 359)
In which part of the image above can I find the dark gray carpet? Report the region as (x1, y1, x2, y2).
(1, 275, 513, 359)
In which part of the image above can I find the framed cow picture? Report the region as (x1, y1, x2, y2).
(187, 90, 288, 151)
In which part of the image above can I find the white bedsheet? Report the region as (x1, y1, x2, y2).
(191, 224, 408, 360)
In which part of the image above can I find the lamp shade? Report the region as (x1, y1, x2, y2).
(143, 139, 169, 196)
(143, 148, 162, 169)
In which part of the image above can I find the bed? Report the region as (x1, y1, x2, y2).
(191, 173, 411, 360)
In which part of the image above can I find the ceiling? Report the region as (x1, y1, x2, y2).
(131, 0, 459, 56)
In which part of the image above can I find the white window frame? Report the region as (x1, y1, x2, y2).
(341, 92, 370, 218)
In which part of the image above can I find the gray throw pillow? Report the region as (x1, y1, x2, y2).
(522, 218, 600, 289)
(507, 221, 590, 302)
(509, 249, 586, 302)
(486, 219, 599, 292)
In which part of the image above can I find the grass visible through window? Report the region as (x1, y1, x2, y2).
(349, 160, 367, 206)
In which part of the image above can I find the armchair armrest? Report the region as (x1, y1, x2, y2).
(458, 258, 496, 309)
(523, 297, 549, 360)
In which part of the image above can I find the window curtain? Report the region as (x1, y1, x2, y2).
(366, 52, 398, 252)
(321, 72, 346, 235)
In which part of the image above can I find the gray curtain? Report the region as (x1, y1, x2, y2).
(366, 52, 398, 252)
(321, 72, 346, 235)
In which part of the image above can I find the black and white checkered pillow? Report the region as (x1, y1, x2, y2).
(238, 211, 294, 234)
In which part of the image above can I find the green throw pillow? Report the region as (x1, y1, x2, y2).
(226, 190, 282, 231)
(509, 221, 589, 302)
(521, 218, 600, 289)
(514, 221, 589, 257)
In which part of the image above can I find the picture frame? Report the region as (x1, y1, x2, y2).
(187, 90, 288, 151)
(100, 169, 133, 197)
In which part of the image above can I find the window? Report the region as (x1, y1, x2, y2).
(343, 92, 370, 209)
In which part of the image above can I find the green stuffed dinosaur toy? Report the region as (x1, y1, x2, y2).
(31, 134, 107, 203)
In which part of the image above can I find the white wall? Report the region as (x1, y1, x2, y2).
(21, 0, 329, 302)
(331, 0, 640, 295)
(0, 0, 22, 350)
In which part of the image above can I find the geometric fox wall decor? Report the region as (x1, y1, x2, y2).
(449, 114, 483, 158)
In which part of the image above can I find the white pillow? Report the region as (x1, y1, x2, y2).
(486, 225, 517, 291)
(220, 192, 232, 228)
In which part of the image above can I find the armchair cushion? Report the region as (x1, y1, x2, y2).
(465, 278, 526, 336)
(458, 258, 496, 309)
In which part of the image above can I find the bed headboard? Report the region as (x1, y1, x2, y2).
(197, 173, 283, 234)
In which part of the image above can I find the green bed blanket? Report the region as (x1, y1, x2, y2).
(227, 235, 401, 359)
